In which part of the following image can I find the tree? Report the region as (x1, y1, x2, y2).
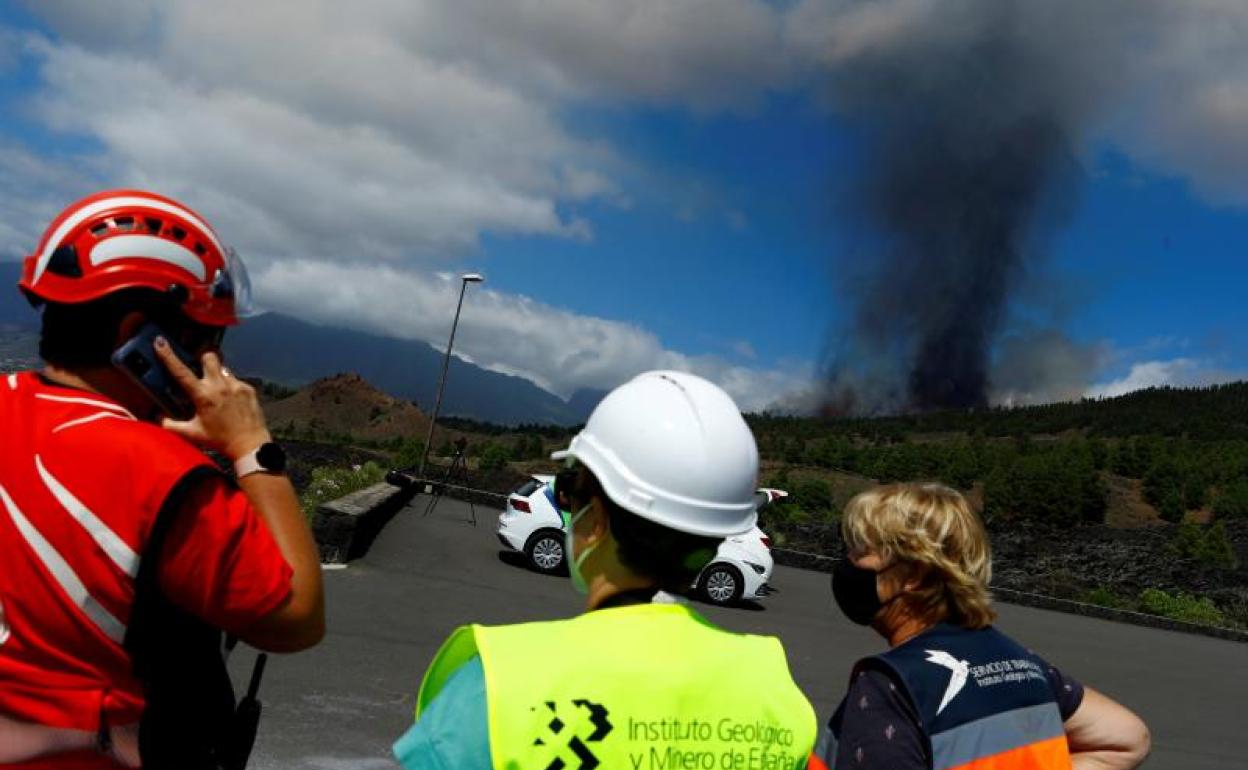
(478, 442, 511, 471)
(943, 442, 981, 489)
(1213, 479, 1248, 519)
(392, 438, 426, 470)
(790, 477, 835, 520)
(1196, 521, 1238, 570)
(1157, 489, 1185, 524)
(984, 448, 1105, 526)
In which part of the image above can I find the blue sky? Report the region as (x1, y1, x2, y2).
(0, 1, 1244, 409)
(1055, 154, 1247, 357)
(479, 96, 846, 365)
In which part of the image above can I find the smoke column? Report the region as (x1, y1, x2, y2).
(816, 1, 1116, 414)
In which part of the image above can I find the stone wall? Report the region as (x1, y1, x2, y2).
(312, 482, 415, 563)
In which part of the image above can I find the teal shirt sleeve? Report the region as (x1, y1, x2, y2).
(393, 655, 491, 770)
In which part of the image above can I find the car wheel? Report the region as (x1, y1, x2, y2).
(525, 530, 566, 574)
(699, 563, 744, 606)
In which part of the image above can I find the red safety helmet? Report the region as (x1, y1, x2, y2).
(19, 189, 251, 327)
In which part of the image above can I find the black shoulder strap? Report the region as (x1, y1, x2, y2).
(125, 464, 237, 770)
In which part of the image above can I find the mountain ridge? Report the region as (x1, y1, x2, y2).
(0, 261, 602, 425)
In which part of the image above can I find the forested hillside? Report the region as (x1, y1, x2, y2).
(750, 382, 1248, 527)
(284, 375, 1247, 627)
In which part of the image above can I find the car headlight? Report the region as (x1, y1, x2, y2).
(743, 561, 766, 575)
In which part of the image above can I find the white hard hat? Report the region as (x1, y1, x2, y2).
(552, 370, 759, 538)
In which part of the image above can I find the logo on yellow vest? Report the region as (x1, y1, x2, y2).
(532, 699, 614, 770)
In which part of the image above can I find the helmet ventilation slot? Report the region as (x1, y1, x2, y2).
(47, 244, 83, 277)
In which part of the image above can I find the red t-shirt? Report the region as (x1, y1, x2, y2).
(158, 476, 293, 635)
(0, 371, 292, 768)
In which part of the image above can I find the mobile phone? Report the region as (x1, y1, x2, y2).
(111, 323, 201, 420)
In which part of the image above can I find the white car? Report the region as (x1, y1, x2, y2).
(497, 476, 783, 605)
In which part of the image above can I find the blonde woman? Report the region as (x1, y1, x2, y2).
(813, 483, 1149, 770)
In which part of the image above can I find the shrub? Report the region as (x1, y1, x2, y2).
(391, 438, 426, 469)
(299, 462, 386, 520)
(478, 442, 511, 471)
(1219, 595, 1248, 631)
(1157, 489, 1185, 523)
(1213, 479, 1248, 519)
(1137, 588, 1226, 626)
(766, 503, 812, 526)
(789, 477, 836, 520)
(1172, 520, 1239, 570)
(1197, 521, 1238, 569)
(1083, 586, 1131, 610)
(1183, 477, 1209, 510)
(984, 450, 1106, 526)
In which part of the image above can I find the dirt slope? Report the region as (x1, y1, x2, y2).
(266, 373, 429, 441)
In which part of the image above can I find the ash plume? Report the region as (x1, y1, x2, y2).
(815, 0, 1143, 415)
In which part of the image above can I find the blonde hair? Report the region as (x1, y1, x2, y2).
(841, 482, 996, 629)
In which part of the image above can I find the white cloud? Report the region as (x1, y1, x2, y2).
(1085, 358, 1246, 399)
(1108, 1, 1248, 206)
(0, 143, 104, 260)
(24, 33, 601, 259)
(3, 1, 816, 409)
(7, 0, 1245, 417)
(253, 258, 813, 411)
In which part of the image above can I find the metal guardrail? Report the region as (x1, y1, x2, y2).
(769, 547, 1248, 644)
(411, 481, 507, 503)
(385, 469, 508, 506)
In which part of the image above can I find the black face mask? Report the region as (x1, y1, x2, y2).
(831, 559, 896, 626)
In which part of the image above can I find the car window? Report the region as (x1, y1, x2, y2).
(514, 479, 542, 497)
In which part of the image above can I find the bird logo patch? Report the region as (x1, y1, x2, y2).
(925, 650, 969, 715)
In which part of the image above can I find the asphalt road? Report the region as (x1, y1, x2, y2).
(238, 495, 1247, 770)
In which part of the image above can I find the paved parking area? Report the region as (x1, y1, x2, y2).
(239, 495, 1248, 769)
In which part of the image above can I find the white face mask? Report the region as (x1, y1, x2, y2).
(564, 503, 597, 595)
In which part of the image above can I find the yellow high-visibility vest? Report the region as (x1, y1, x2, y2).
(418, 602, 816, 770)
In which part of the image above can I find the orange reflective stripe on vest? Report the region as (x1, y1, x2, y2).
(931, 702, 1069, 770)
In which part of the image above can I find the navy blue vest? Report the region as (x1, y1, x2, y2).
(825, 624, 1069, 770)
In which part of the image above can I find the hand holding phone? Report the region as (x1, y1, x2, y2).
(111, 324, 201, 420)
(149, 336, 273, 461)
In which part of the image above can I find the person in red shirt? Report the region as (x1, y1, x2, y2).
(0, 190, 325, 769)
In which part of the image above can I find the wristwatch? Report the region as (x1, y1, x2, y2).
(233, 442, 287, 478)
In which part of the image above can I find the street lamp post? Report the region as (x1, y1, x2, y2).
(418, 272, 483, 478)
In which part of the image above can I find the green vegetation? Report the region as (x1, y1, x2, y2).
(477, 441, 511, 471)
(753, 382, 1248, 441)
(750, 399, 1248, 527)
(510, 434, 547, 461)
(299, 461, 386, 520)
(275, 377, 1247, 630)
(1171, 520, 1238, 569)
(1213, 479, 1248, 519)
(439, 416, 573, 438)
(1137, 588, 1227, 626)
(1082, 586, 1237, 629)
(983, 445, 1106, 526)
(391, 438, 426, 469)
(250, 378, 299, 400)
(1081, 586, 1132, 610)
